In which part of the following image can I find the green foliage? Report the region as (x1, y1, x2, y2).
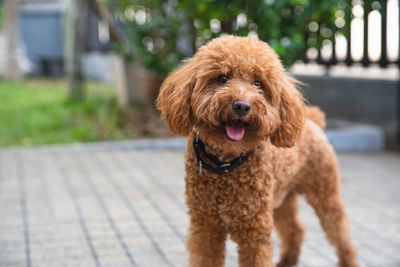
(0, 79, 140, 147)
(110, 0, 351, 76)
(177, 0, 341, 66)
(0, 0, 4, 26)
(111, 0, 189, 76)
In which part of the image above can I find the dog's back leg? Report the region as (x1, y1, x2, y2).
(274, 192, 305, 267)
(303, 161, 359, 267)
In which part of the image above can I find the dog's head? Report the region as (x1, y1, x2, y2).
(157, 36, 305, 154)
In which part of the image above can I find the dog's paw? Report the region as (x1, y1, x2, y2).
(276, 259, 297, 267)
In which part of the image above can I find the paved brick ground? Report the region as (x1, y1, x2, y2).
(0, 143, 399, 267)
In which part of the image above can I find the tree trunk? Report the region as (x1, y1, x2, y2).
(65, 0, 87, 101)
(4, 0, 21, 80)
(87, 0, 123, 43)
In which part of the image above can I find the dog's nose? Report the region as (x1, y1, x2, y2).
(232, 100, 251, 117)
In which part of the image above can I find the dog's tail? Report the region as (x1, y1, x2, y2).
(306, 106, 326, 129)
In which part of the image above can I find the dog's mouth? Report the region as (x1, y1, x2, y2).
(225, 120, 245, 141)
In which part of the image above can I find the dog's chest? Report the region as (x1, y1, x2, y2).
(185, 144, 276, 226)
(206, 166, 272, 226)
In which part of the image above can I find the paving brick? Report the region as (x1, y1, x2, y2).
(0, 146, 399, 266)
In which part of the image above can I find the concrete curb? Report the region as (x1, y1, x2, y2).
(326, 125, 384, 152)
(0, 137, 187, 153)
(2, 123, 384, 152)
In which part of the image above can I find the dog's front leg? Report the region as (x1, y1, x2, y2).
(187, 215, 227, 267)
(232, 213, 275, 267)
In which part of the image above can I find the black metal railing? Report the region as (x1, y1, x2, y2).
(304, 0, 399, 68)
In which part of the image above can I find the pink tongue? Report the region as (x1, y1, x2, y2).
(226, 121, 245, 141)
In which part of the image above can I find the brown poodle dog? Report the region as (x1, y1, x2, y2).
(157, 36, 358, 267)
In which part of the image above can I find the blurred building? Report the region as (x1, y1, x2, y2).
(0, 0, 112, 79)
(19, 0, 66, 76)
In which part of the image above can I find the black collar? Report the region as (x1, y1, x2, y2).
(192, 132, 251, 175)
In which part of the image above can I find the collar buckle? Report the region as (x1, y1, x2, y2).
(198, 160, 203, 175)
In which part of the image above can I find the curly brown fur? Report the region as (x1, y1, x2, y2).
(306, 105, 326, 129)
(157, 36, 358, 267)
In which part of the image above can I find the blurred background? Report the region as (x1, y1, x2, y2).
(0, 0, 399, 150)
(1, 1, 400, 267)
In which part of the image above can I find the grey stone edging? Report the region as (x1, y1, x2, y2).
(326, 124, 384, 152)
(1, 123, 384, 152)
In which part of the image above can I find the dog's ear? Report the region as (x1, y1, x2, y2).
(270, 74, 305, 147)
(156, 59, 196, 137)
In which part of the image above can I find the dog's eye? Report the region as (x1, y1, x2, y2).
(217, 75, 229, 84)
(254, 81, 262, 87)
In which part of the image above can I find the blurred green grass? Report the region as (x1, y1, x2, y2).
(0, 79, 142, 147)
